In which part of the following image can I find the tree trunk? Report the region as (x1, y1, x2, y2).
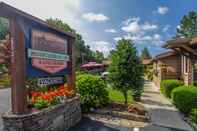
(123, 91, 128, 105)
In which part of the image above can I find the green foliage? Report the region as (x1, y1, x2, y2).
(51, 97, 61, 106)
(106, 86, 133, 104)
(144, 65, 153, 81)
(190, 108, 197, 123)
(141, 47, 152, 60)
(194, 80, 197, 86)
(94, 51, 104, 63)
(76, 74, 109, 112)
(160, 79, 183, 98)
(108, 39, 144, 103)
(0, 17, 9, 40)
(171, 86, 197, 114)
(176, 11, 197, 38)
(34, 98, 48, 110)
(0, 73, 11, 88)
(46, 18, 95, 67)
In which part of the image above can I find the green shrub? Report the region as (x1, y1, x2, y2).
(190, 108, 197, 123)
(194, 80, 197, 86)
(171, 86, 197, 114)
(76, 74, 109, 112)
(160, 79, 183, 98)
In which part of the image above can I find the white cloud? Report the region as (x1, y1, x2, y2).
(121, 17, 141, 33)
(157, 6, 169, 15)
(114, 37, 122, 42)
(89, 41, 113, 56)
(82, 12, 109, 22)
(105, 29, 117, 33)
(121, 17, 158, 34)
(122, 17, 140, 25)
(177, 25, 181, 29)
(142, 22, 158, 30)
(1, 0, 84, 32)
(162, 25, 171, 32)
(122, 33, 163, 46)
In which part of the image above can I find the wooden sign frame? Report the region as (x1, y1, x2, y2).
(0, 2, 76, 114)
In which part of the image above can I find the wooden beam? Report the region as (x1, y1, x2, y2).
(181, 45, 197, 56)
(10, 20, 28, 114)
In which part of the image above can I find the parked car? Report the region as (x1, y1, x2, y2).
(101, 72, 109, 80)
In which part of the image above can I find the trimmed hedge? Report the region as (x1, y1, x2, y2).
(171, 86, 197, 114)
(190, 108, 197, 123)
(160, 79, 183, 98)
(76, 74, 109, 112)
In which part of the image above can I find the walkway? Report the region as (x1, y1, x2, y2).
(141, 81, 193, 131)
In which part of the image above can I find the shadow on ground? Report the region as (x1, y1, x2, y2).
(68, 117, 131, 131)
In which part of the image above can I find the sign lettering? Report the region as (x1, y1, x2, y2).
(28, 49, 69, 61)
(37, 77, 64, 86)
(30, 30, 69, 74)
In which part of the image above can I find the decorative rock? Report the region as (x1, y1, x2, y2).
(2, 95, 81, 131)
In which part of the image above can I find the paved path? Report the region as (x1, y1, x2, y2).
(141, 81, 193, 131)
(0, 88, 11, 131)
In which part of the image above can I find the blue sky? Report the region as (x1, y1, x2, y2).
(2, 0, 197, 57)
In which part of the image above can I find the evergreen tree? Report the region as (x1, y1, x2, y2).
(108, 39, 144, 104)
(141, 47, 152, 60)
(176, 11, 197, 38)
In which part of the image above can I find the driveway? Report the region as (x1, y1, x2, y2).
(0, 88, 11, 131)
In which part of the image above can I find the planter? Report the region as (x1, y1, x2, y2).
(2, 95, 81, 131)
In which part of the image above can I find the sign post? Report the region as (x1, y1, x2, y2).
(10, 20, 27, 114)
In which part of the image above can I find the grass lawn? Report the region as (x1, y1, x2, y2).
(106, 86, 133, 104)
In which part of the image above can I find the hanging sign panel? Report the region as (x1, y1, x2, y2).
(28, 30, 69, 74)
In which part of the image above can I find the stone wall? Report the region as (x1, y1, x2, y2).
(2, 95, 81, 131)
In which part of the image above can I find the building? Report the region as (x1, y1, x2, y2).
(164, 36, 197, 85)
(153, 51, 181, 87)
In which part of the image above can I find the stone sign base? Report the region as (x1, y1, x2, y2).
(2, 95, 81, 131)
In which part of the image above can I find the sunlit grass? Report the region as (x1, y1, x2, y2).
(106, 86, 133, 104)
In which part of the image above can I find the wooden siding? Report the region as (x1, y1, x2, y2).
(153, 54, 181, 87)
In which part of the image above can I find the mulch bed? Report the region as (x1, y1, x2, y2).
(92, 102, 150, 122)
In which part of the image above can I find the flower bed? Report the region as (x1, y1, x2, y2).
(29, 84, 75, 110)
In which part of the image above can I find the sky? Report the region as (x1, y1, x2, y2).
(1, 0, 197, 57)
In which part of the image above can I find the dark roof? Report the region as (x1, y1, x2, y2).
(163, 36, 197, 49)
(153, 51, 177, 61)
(0, 2, 75, 38)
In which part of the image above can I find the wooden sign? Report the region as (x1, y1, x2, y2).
(37, 77, 64, 86)
(30, 30, 69, 74)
